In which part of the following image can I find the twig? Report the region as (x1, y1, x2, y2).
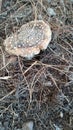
(0, 76, 12, 80)
(23, 61, 37, 75)
(0, 89, 16, 102)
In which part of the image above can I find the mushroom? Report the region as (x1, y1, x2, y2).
(3, 20, 52, 59)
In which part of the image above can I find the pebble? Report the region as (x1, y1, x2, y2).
(47, 0, 51, 3)
(22, 121, 33, 130)
(53, 124, 62, 130)
(70, 0, 73, 2)
(47, 8, 56, 16)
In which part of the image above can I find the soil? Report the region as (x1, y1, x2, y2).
(0, 0, 73, 130)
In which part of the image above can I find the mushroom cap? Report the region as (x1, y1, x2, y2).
(3, 20, 52, 59)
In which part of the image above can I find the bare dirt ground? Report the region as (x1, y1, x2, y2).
(0, 0, 73, 130)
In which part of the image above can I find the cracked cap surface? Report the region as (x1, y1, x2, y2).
(3, 20, 52, 59)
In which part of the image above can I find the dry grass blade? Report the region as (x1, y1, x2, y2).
(0, 89, 16, 102)
(23, 61, 37, 75)
(0, 76, 12, 80)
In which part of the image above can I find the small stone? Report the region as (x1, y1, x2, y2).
(38, 14, 43, 20)
(47, 8, 56, 16)
(70, 0, 73, 2)
(53, 124, 62, 130)
(47, 0, 51, 3)
(69, 72, 73, 81)
(22, 121, 33, 130)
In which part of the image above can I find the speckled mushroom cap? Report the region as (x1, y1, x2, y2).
(3, 20, 52, 59)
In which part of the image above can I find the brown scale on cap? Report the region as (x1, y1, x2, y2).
(3, 20, 52, 59)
